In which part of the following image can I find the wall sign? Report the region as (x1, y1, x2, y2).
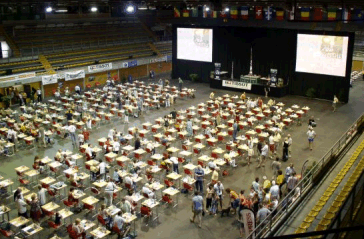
(222, 80, 252, 90)
(42, 74, 58, 85)
(65, 70, 85, 81)
(88, 63, 112, 73)
(0, 72, 36, 82)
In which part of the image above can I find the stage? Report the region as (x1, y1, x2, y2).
(210, 78, 289, 98)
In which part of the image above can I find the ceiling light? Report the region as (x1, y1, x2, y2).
(91, 7, 98, 12)
(46, 7, 52, 12)
(206, 7, 210, 11)
(225, 7, 229, 12)
(126, 5, 135, 13)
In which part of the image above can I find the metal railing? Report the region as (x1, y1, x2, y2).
(247, 113, 364, 239)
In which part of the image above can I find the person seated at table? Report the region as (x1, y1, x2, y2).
(113, 211, 130, 237)
(113, 169, 122, 184)
(68, 187, 80, 206)
(104, 138, 112, 153)
(160, 136, 170, 148)
(86, 144, 96, 159)
(124, 175, 136, 192)
(123, 194, 136, 213)
(146, 141, 155, 155)
(205, 127, 213, 139)
(142, 184, 155, 199)
(72, 218, 86, 239)
(169, 154, 179, 174)
(98, 204, 112, 228)
(82, 128, 90, 143)
(70, 174, 84, 188)
(119, 133, 127, 144)
(55, 149, 62, 161)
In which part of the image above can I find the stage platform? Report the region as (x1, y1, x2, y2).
(210, 78, 289, 98)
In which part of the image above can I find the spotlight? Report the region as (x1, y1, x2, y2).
(225, 7, 229, 12)
(91, 7, 98, 12)
(46, 7, 52, 12)
(206, 7, 210, 11)
(126, 5, 135, 13)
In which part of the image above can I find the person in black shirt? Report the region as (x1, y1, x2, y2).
(54, 212, 62, 225)
(134, 138, 141, 150)
(282, 138, 289, 162)
(171, 108, 177, 121)
(65, 110, 73, 122)
(308, 116, 315, 127)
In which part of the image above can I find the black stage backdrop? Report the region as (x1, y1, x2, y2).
(172, 25, 354, 102)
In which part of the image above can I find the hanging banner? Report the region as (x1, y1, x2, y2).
(223, 80, 252, 90)
(241, 209, 255, 239)
(88, 62, 112, 73)
(42, 74, 58, 85)
(149, 56, 167, 63)
(0, 72, 36, 82)
(65, 70, 85, 81)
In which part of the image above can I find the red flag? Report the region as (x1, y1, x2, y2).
(313, 7, 323, 20)
(255, 6, 263, 19)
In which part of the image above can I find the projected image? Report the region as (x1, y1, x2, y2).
(177, 28, 213, 62)
(296, 34, 349, 77)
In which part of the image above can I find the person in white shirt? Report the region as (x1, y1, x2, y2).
(268, 134, 275, 157)
(165, 93, 171, 107)
(113, 140, 120, 154)
(307, 128, 316, 150)
(113, 211, 130, 236)
(86, 144, 95, 159)
(213, 181, 224, 210)
(333, 95, 339, 112)
(78, 133, 84, 147)
(170, 156, 179, 173)
(37, 185, 47, 206)
(99, 160, 107, 180)
(16, 194, 28, 217)
(37, 88, 42, 102)
(108, 128, 115, 139)
(287, 134, 292, 157)
(124, 176, 136, 191)
(258, 141, 269, 168)
(269, 181, 280, 200)
(208, 161, 216, 170)
(68, 123, 77, 146)
(75, 85, 81, 95)
(104, 177, 117, 206)
(54, 90, 60, 99)
(142, 185, 155, 199)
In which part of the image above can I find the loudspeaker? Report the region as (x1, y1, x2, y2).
(6, 69, 12, 75)
(128, 55, 133, 59)
(94, 60, 99, 64)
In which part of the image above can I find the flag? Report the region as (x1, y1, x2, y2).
(174, 7, 180, 18)
(313, 7, 323, 21)
(342, 8, 351, 23)
(182, 9, 189, 17)
(328, 8, 337, 20)
(255, 6, 263, 20)
(352, 8, 363, 21)
(300, 8, 310, 21)
(265, 7, 273, 20)
(191, 8, 198, 17)
(289, 6, 295, 20)
(241, 6, 249, 20)
(230, 6, 238, 19)
(220, 10, 227, 18)
(276, 10, 284, 21)
(212, 11, 217, 18)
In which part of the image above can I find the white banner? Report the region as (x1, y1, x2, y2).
(222, 80, 252, 90)
(241, 209, 255, 239)
(65, 70, 85, 81)
(149, 56, 167, 63)
(42, 74, 58, 85)
(88, 63, 112, 73)
(0, 72, 36, 82)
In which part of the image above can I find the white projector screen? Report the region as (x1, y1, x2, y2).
(177, 28, 213, 62)
(295, 34, 349, 77)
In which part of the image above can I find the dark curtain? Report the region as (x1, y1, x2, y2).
(251, 29, 297, 85)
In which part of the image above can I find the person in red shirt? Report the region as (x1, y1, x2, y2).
(82, 128, 90, 143)
(258, 97, 263, 108)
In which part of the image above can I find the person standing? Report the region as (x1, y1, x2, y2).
(332, 95, 339, 112)
(307, 128, 316, 151)
(194, 165, 204, 193)
(205, 185, 214, 213)
(104, 177, 117, 206)
(287, 134, 292, 158)
(190, 191, 204, 228)
(287, 172, 298, 193)
(257, 141, 269, 168)
(36, 88, 42, 102)
(232, 120, 238, 142)
(68, 123, 77, 146)
(178, 77, 183, 92)
(214, 181, 224, 211)
(282, 137, 289, 162)
(186, 119, 193, 138)
(75, 85, 81, 95)
(37, 185, 47, 206)
(271, 158, 281, 177)
(209, 92, 215, 100)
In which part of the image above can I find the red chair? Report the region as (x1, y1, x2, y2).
(0, 229, 14, 238)
(140, 206, 152, 225)
(211, 152, 218, 159)
(183, 183, 194, 191)
(147, 160, 155, 166)
(164, 179, 174, 187)
(184, 169, 193, 176)
(42, 183, 50, 189)
(19, 178, 30, 186)
(197, 161, 204, 167)
(63, 200, 74, 208)
(97, 215, 107, 226)
(162, 195, 173, 204)
(32, 164, 39, 170)
(178, 157, 185, 163)
(43, 209, 54, 217)
(117, 161, 125, 168)
(125, 183, 132, 190)
(143, 193, 149, 198)
(91, 187, 100, 195)
(84, 203, 94, 211)
(182, 145, 188, 151)
(48, 221, 61, 229)
(194, 148, 200, 155)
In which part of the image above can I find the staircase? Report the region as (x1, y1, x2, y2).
(39, 55, 56, 74)
(0, 26, 21, 57)
(148, 43, 162, 57)
(138, 19, 158, 42)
